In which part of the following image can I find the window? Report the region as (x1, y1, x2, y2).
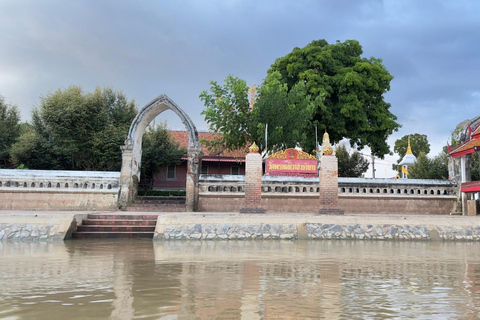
(231, 166, 239, 175)
(201, 165, 208, 174)
(167, 165, 176, 180)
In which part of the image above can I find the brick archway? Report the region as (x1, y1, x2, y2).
(118, 94, 202, 211)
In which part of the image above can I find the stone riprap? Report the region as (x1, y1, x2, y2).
(436, 226, 480, 240)
(0, 213, 87, 241)
(155, 214, 480, 242)
(307, 223, 430, 240)
(0, 223, 58, 241)
(164, 223, 296, 240)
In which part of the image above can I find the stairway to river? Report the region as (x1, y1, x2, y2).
(126, 196, 186, 212)
(72, 214, 158, 239)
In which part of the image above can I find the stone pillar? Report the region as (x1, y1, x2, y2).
(118, 145, 134, 210)
(186, 147, 203, 212)
(317, 155, 344, 215)
(240, 143, 266, 214)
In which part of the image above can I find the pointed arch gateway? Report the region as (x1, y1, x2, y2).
(118, 94, 203, 211)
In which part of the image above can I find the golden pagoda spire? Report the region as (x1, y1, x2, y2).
(406, 136, 413, 155)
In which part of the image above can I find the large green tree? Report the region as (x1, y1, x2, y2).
(201, 39, 400, 156)
(0, 95, 21, 168)
(336, 144, 369, 177)
(140, 122, 186, 192)
(267, 39, 400, 156)
(10, 86, 137, 171)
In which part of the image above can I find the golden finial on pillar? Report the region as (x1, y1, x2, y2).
(322, 130, 333, 155)
(249, 142, 259, 153)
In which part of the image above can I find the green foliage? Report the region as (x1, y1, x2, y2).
(252, 72, 316, 152)
(394, 134, 430, 159)
(472, 152, 479, 181)
(200, 40, 400, 156)
(393, 133, 430, 174)
(268, 39, 400, 156)
(200, 75, 252, 151)
(336, 144, 369, 177)
(10, 86, 137, 170)
(140, 122, 186, 192)
(408, 151, 448, 180)
(0, 96, 21, 168)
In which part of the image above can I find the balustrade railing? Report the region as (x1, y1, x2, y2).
(0, 169, 120, 193)
(199, 175, 457, 197)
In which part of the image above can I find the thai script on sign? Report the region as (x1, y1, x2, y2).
(266, 159, 317, 175)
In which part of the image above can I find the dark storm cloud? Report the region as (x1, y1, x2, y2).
(0, 0, 479, 162)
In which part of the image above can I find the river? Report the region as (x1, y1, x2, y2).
(1, 240, 480, 319)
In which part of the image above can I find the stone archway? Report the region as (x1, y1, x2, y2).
(118, 94, 203, 211)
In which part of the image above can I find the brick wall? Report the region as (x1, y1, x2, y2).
(198, 193, 456, 215)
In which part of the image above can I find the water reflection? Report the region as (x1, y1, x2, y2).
(1, 240, 480, 319)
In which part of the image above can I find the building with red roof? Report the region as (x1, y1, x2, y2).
(448, 120, 480, 214)
(153, 131, 247, 190)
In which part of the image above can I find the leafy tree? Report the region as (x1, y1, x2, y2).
(336, 144, 369, 177)
(0, 95, 21, 168)
(251, 71, 316, 152)
(10, 86, 137, 170)
(200, 73, 317, 153)
(140, 122, 186, 192)
(200, 40, 400, 157)
(267, 39, 400, 156)
(408, 151, 448, 180)
(200, 75, 252, 152)
(394, 134, 430, 159)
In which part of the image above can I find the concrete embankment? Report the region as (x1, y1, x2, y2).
(154, 213, 480, 241)
(0, 212, 88, 241)
(2, 211, 480, 242)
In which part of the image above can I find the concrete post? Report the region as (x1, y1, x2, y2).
(240, 143, 266, 214)
(118, 145, 134, 210)
(317, 155, 344, 215)
(186, 147, 203, 212)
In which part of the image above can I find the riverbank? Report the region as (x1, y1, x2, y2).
(1, 210, 480, 242)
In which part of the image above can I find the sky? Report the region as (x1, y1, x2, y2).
(1, 0, 479, 177)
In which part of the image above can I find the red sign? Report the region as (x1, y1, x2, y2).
(266, 159, 317, 175)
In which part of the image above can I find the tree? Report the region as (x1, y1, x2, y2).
(336, 144, 369, 177)
(200, 73, 317, 153)
(140, 122, 186, 192)
(267, 39, 400, 156)
(0, 95, 21, 168)
(200, 39, 400, 157)
(10, 86, 137, 171)
(200, 75, 253, 152)
(408, 151, 448, 180)
(394, 134, 430, 159)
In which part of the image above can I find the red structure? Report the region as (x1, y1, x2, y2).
(449, 123, 480, 193)
(153, 131, 246, 190)
(265, 148, 317, 177)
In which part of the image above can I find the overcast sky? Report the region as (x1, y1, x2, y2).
(1, 0, 479, 177)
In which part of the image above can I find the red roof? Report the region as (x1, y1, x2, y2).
(168, 130, 247, 160)
(473, 123, 480, 139)
(462, 181, 480, 193)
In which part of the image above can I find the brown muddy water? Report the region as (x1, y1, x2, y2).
(1, 240, 480, 319)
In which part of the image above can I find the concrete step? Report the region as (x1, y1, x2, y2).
(82, 219, 157, 226)
(126, 204, 186, 212)
(72, 232, 154, 239)
(87, 214, 158, 220)
(73, 213, 159, 239)
(77, 225, 155, 232)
